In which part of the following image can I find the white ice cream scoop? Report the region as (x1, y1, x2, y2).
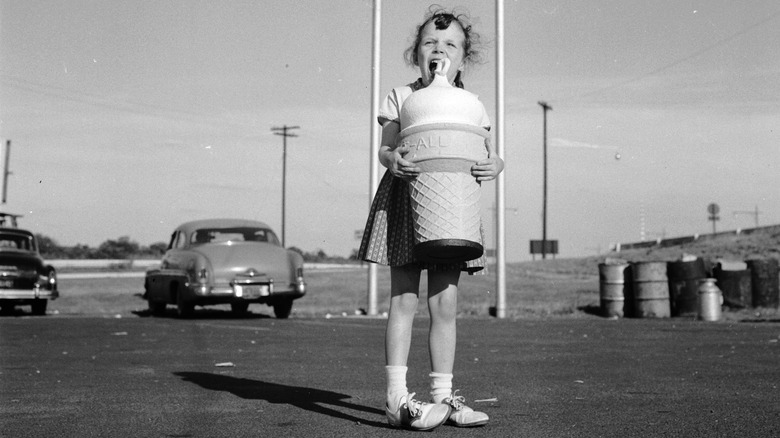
(431, 58, 451, 77)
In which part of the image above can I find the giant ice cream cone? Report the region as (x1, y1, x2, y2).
(399, 59, 489, 263)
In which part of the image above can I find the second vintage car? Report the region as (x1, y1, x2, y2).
(144, 219, 306, 318)
(0, 213, 58, 316)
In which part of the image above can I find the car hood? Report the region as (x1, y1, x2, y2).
(194, 242, 293, 281)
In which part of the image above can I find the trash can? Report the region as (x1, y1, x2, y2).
(599, 261, 631, 318)
(747, 258, 779, 308)
(631, 261, 670, 318)
(713, 261, 752, 309)
(667, 258, 707, 316)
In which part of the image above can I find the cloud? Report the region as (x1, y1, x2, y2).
(550, 138, 618, 151)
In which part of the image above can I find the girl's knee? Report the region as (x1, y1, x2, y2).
(428, 292, 457, 322)
(391, 292, 419, 314)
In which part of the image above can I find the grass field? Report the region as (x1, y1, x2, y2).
(46, 264, 601, 319)
(9, 226, 780, 321)
(36, 263, 778, 322)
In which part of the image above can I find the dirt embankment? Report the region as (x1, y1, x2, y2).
(521, 226, 780, 277)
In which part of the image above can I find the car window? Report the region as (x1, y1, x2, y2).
(0, 233, 34, 250)
(191, 227, 280, 246)
(173, 231, 188, 249)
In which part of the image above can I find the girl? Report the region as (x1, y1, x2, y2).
(358, 6, 504, 431)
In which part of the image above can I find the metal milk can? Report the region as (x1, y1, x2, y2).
(697, 278, 723, 321)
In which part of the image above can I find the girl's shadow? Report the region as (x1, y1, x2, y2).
(173, 372, 389, 428)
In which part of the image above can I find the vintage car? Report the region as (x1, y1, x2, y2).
(0, 225, 58, 315)
(144, 219, 306, 318)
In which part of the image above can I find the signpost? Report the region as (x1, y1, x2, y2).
(530, 239, 558, 260)
(707, 202, 720, 234)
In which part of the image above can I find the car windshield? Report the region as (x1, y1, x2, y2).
(0, 232, 35, 251)
(191, 227, 280, 246)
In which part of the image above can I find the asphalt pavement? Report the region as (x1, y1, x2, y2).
(1, 313, 779, 437)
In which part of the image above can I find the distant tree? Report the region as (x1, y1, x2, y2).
(35, 234, 64, 258)
(147, 242, 168, 256)
(30, 232, 354, 262)
(65, 244, 95, 259)
(95, 236, 139, 259)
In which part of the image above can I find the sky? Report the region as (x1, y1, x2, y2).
(1, 0, 778, 261)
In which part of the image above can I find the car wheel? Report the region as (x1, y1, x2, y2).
(231, 302, 250, 315)
(273, 299, 293, 319)
(176, 290, 194, 318)
(31, 299, 47, 316)
(148, 300, 167, 316)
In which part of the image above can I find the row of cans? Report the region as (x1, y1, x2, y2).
(598, 258, 779, 319)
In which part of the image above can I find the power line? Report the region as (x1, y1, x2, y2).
(565, 9, 780, 103)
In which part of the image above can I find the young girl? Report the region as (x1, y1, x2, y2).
(358, 6, 504, 431)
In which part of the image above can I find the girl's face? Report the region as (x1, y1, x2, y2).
(416, 20, 466, 86)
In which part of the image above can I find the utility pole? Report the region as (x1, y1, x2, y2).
(538, 101, 552, 259)
(271, 125, 299, 247)
(1, 140, 10, 204)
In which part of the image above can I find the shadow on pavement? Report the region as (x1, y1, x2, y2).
(132, 306, 274, 320)
(174, 372, 389, 429)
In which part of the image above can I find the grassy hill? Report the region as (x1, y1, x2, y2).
(522, 225, 780, 277)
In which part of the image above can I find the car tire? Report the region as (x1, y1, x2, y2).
(273, 299, 293, 319)
(31, 299, 47, 316)
(176, 289, 194, 318)
(230, 302, 250, 315)
(148, 300, 167, 316)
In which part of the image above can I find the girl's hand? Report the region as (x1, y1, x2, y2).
(387, 144, 422, 182)
(472, 138, 505, 182)
(378, 121, 421, 181)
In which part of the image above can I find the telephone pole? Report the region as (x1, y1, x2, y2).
(538, 101, 552, 259)
(271, 125, 299, 247)
(1, 140, 11, 204)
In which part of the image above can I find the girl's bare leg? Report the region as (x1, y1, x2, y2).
(427, 269, 460, 374)
(385, 265, 422, 366)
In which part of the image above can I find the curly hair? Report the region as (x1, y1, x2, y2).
(403, 5, 483, 88)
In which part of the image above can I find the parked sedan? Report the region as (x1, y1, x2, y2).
(144, 219, 306, 318)
(0, 227, 58, 315)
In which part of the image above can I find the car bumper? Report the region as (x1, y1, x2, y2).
(185, 281, 305, 304)
(0, 288, 59, 300)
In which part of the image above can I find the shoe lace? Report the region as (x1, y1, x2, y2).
(405, 393, 424, 418)
(445, 389, 466, 411)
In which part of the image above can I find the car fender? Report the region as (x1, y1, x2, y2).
(145, 268, 189, 303)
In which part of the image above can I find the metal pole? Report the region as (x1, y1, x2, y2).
(494, 0, 506, 319)
(282, 134, 286, 246)
(1, 140, 10, 204)
(271, 125, 299, 247)
(366, 0, 382, 316)
(538, 101, 551, 259)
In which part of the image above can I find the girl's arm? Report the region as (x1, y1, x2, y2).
(378, 120, 421, 181)
(471, 137, 505, 182)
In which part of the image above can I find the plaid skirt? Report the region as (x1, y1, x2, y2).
(358, 170, 486, 274)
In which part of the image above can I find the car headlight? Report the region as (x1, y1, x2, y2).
(47, 270, 57, 290)
(197, 267, 209, 284)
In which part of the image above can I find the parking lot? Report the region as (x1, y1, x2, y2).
(1, 313, 779, 437)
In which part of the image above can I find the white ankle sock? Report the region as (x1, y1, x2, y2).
(386, 365, 408, 408)
(429, 372, 453, 404)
